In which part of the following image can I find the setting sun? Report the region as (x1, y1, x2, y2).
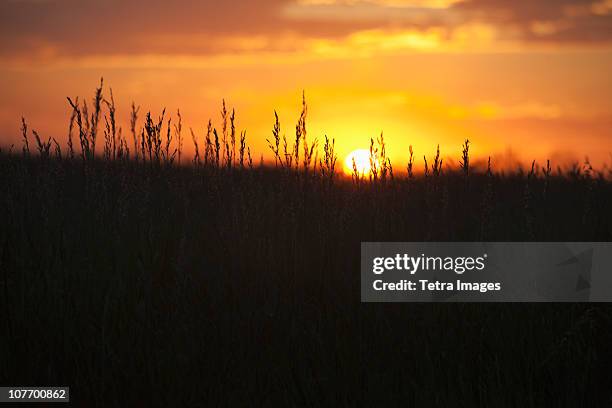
(344, 149, 376, 176)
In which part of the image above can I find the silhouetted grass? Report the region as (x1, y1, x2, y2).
(1, 81, 611, 406)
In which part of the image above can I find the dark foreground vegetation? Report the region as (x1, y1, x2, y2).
(1, 82, 612, 406)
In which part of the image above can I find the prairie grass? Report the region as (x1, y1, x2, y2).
(1, 81, 612, 406)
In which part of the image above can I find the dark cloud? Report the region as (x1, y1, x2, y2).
(0, 0, 610, 59)
(455, 0, 612, 43)
(0, 0, 285, 56)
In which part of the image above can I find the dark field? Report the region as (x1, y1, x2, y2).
(1, 152, 612, 406)
(1, 85, 612, 406)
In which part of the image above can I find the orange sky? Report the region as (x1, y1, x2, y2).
(1, 0, 611, 170)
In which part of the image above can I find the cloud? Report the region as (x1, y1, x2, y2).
(0, 0, 611, 63)
(447, 101, 563, 120)
(295, 0, 465, 8)
(289, 0, 612, 45)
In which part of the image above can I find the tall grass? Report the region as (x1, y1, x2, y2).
(1, 81, 612, 406)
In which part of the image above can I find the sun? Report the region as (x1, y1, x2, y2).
(344, 149, 377, 176)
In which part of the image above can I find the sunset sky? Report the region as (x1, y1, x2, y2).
(1, 0, 611, 169)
